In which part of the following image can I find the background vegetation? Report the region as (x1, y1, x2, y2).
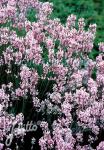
(40, 0, 104, 44)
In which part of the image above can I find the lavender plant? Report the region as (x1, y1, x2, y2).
(0, 0, 104, 150)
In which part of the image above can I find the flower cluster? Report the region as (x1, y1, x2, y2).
(0, 0, 104, 149)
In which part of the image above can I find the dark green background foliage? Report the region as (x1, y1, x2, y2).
(40, 0, 104, 44)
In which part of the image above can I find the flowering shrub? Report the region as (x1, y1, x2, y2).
(0, 0, 104, 149)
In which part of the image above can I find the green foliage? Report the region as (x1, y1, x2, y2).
(88, 48, 99, 60)
(26, 7, 37, 22)
(91, 67, 97, 80)
(41, 0, 96, 23)
(14, 28, 26, 37)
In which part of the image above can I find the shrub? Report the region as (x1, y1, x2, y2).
(0, 0, 104, 149)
